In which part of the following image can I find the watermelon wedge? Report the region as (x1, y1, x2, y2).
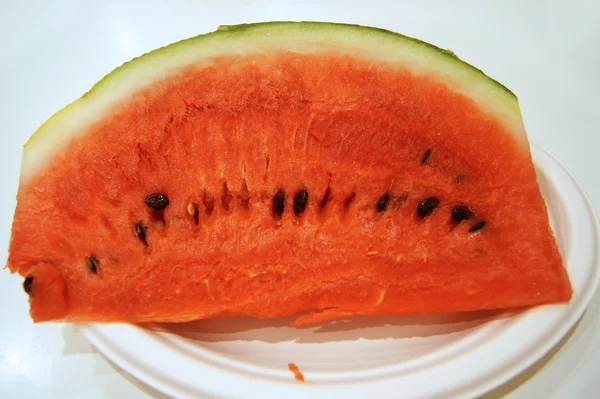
(7, 22, 572, 325)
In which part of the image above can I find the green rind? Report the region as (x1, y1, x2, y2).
(218, 22, 516, 97)
(80, 21, 515, 105)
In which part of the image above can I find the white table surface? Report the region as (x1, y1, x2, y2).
(1, 1, 599, 398)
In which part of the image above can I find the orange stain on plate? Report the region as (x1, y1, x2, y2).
(288, 363, 305, 382)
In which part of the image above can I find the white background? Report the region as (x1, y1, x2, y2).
(0, 0, 598, 398)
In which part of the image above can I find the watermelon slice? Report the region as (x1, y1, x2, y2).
(7, 22, 572, 325)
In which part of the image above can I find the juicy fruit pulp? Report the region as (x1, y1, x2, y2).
(8, 23, 571, 324)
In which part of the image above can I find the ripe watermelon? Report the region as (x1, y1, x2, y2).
(8, 22, 572, 325)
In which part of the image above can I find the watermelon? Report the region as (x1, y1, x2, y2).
(7, 22, 572, 325)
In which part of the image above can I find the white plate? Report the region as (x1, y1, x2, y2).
(81, 144, 600, 399)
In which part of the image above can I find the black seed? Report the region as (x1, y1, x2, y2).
(452, 206, 474, 223)
(23, 275, 33, 296)
(417, 197, 439, 217)
(469, 221, 486, 232)
(87, 255, 99, 274)
(318, 186, 331, 209)
(293, 189, 309, 215)
(203, 190, 214, 216)
(145, 193, 169, 210)
(421, 148, 432, 165)
(272, 189, 285, 218)
(135, 221, 148, 244)
(456, 175, 464, 184)
(344, 192, 356, 209)
(376, 192, 390, 213)
(221, 182, 233, 210)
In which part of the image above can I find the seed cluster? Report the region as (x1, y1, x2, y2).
(135, 185, 486, 231)
(77, 185, 485, 284)
(24, 147, 495, 295)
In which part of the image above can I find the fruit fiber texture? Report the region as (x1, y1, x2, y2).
(7, 22, 572, 324)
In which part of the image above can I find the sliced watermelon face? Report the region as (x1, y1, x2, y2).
(8, 22, 571, 324)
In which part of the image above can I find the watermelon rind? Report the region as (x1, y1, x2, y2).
(20, 21, 526, 182)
